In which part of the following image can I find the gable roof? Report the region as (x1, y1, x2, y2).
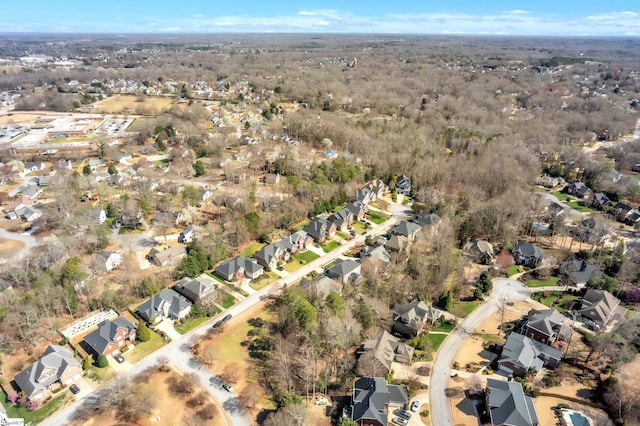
(513, 241, 543, 259)
(254, 243, 283, 265)
(393, 301, 443, 329)
(526, 308, 569, 339)
(350, 377, 408, 426)
(137, 288, 191, 321)
(414, 212, 440, 226)
(386, 234, 409, 251)
(487, 378, 539, 426)
(14, 345, 81, 399)
(149, 246, 186, 265)
(303, 217, 334, 240)
(326, 259, 361, 280)
(361, 245, 391, 265)
(359, 330, 415, 372)
(299, 276, 342, 299)
(580, 288, 620, 324)
(391, 220, 420, 237)
(500, 333, 562, 372)
(560, 259, 597, 286)
(173, 273, 216, 303)
(215, 256, 263, 278)
(463, 240, 494, 257)
(84, 318, 136, 355)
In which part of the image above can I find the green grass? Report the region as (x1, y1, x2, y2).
(126, 331, 167, 364)
(322, 240, 340, 253)
(426, 333, 447, 351)
(297, 250, 320, 263)
(481, 334, 505, 344)
(554, 191, 571, 202)
(507, 265, 521, 277)
(525, 276, 559, 288)
(352, 221, 367, 234)
(175, 315, 210, 335)
(86, 364, 117, 383)
(221, 292, 236, 308)
(452, 301, 480, 318)
(534, 291, 560, 307)
(1, 391, 69, 425)
(566, 201, 592, 213)
(336, 231, 349, 239)
(370, 199, 389, 210)
(241, 242, 264, 257)
(366, 210, 389, 224)
(431, 323, 455, 333)
(249, 271, 280, 290)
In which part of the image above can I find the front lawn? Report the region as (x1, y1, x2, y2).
(566, 201, 592, 213)
(241, 242, 264, 258)
(336, 231, 349, 239)
(507, 265, 521, 277)
(352, 221, 367, 234)
(431, 322, 455, 333)
(426, 333, 447, 351)
(452, 300, 480, 318)
(2, 391, 69, 425)
(534, 291, 560, 307)
(283, 251, 321, 273)
(366, 210, 389, 225)
(322, 240, 340, 253)
(250, 271, 280, 290)
(175, 315, 210, 335)
(86, 364, 117, 383)
(220, 292, 236, 308)
(525, 276, 560, 288)
(126, 330, 167, 364)
(297, 250, 320, 263)
(553, 191, 571, 202)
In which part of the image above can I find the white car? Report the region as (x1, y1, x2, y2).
(410, 399, 421, 412)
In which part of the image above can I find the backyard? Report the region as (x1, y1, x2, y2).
(249, 271, 280, 290)
(241, 242, 265, 258)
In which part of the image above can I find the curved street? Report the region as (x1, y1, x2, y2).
(429, 278, 530, 426)
(42, 208, 408, 425)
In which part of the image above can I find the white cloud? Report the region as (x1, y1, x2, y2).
(193, 14, 205, 18)
(297, 11, 316, 16)
(503, 9, 531, 15)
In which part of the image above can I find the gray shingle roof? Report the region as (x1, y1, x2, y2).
(350, 377, 407, 426)
(14, 345, 81, 399)
(499, 333, 562, 373)
(487, 378, 538, 426)
(137, 288, 191, 322)
(84, 318, 136, 355)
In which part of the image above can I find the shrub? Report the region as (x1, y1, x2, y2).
(7, 390, 19, 403)
(97, 354, 108, 368)
(421, 409, 430, 417)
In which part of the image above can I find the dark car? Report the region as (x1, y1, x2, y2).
(114, 353, 125, 364)
(222, 382, 234, 392)
(212, 320, 223, 328)
(69, 384, 80, 395)
(221, 314, 232, 323)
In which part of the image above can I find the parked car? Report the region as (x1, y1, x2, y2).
(392, 417, 408, 425)
(410, 400, 421, 412)
(114, 353, 125, 364)
(395, 409, 412, 419)
(212, 320, 223, 328)
(222, 382, 233, 392)
(69, 384, 80, 395)
(221, 314, 232, 323)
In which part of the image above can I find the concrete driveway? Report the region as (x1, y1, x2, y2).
(155, 317, 182, 341)
(429, 278, 529, 426)
(109, 354, 133, 373)
(70, 376, 93, 401)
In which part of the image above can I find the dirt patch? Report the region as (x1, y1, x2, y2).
(69, 366, 229, 426)
(0, 237, 25, 259)
(448, 378, 480, 426)
(195, 300, 275, 420)
(94, 95, 175, 115)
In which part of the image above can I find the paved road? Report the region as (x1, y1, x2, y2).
(42, 210, 408, 426)
(429, 278, 530, 426)
(0, 227, 38, 262)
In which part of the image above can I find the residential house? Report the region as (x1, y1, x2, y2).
(522, 309, 572, 346)
(536, 174, 564, 189)
(173, 273, 217, 304)
(414, 212, 440, 227)
(392, 300, 444, 336)
(613, 202, 634, 222)
(110, 174, 129, 187)
(262, 173, 280, 185)
(348, 377, 408, 426)
(360, 245, 391, 274)
(22, 186, 42, 199)
(325, 259, 362, 285)
(113, 210, 144, 230)
(303, 217, 337, 243)
(559, 259, 598, 288)
(83, 317, 137, 358)
(151, 211, 185, 227)
(346, 201, 368, 221)
(276, 230, 313, 254)
(566, 182, 591, 198)
(367, 179, 388, 199)
(88, 159, 106, 171)
(24, 162, 46, 174)
(91, 251, 122, 272)
(215, 256, 264, 281)
(354, 187, 375, 204)
(253, 243, 289, 270)
(299, 276, 342, 300)
(385, 234, 409, 253)
(625, 209, 640, 226)
(146, 246, 187, 267)
(512, 241, 544, 267)
(498, 333, 562, 376)
(198, 188, 212, 203)
(395, 174, 411, 196)
(391, 221, 421, 241)
(357, 330, 414, 376)
(329, 207, 355, 231)
(13, 205, 42, 222)
(587, 192, 612, 210)
(579, 289, 623, 328)
(14, 345, 82, 401)
(137, 288, 191, 324)
(82, 208, 106, 226)
(178, 224, 203, 244)
(463, 240, 495, 264)
(485, 378, 539, 426)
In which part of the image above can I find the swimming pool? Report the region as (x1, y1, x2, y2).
(563, 410, 592, 426)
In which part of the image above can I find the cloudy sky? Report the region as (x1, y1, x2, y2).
(2, 0, 639, 36)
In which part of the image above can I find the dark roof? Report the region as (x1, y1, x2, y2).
(560, 259, 597, 286)
(487, 378, 538, 426)
(580, 288, 621, 324)
(526, 308, 569, 339)
(254, 243, 283, 265)
(173, 273, 216, 303)
(513, 241, 543, 259)
(326, 259, 361, 280)
(137, 288, 191, 321)
(84, 318, 136, 355)
(215, 256, 263, 278)
(350, 377, 407, 426)
(303, 217, 334, 240)
(414, 212, 440, 226)
(359, 330, 414, 372)
(500, 333, 562, 372)
(391, 221, 420, 237)
(14, 345, 81, 399)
